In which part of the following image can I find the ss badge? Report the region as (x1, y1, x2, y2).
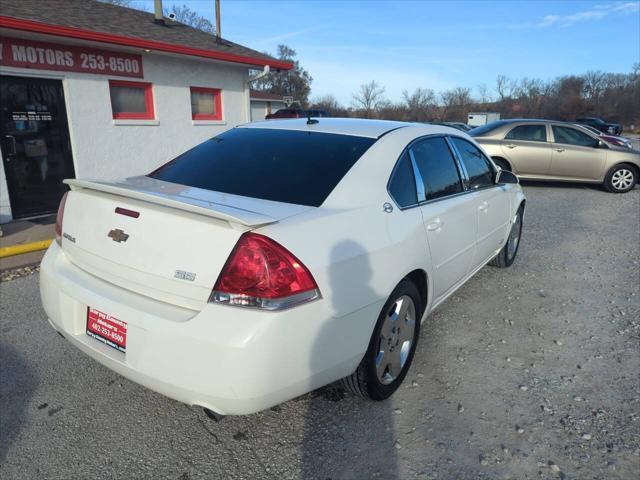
(174, 270, 196, 282)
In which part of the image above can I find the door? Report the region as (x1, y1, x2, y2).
(549, 125, 605, 180)
(411, 136, 476, 301)
(0, 75, 75, 219)
(500, 123, 552, 176)
(450, 136, 511, 265)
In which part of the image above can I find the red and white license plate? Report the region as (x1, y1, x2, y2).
(86, 308, 127, 353)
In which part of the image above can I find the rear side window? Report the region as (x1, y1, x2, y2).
(149, 128, 375, 207)
(388, 151, 417, 207)
(411, 137, 463, 201)
(505, 125, 547, 142)
(552, 126, 598, 147)
(450, 137, 495, 189)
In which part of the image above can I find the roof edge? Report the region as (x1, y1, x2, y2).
(0, 16, 293, 70)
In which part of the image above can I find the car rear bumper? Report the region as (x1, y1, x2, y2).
(40, 242, 382, 415)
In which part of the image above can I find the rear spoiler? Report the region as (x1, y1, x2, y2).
(64, 179, 277, 227)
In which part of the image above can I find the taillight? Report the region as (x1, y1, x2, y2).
(211, 232, 320, 310)
(54, 192, 69, 245)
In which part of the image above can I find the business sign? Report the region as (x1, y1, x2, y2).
(0, 36, 144, 78)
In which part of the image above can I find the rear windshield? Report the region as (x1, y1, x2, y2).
(149, 128, 376, 207)
(468, 120, 509, 137)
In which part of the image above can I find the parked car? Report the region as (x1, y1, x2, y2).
(41, 119, 525, 417)
(470, 119, 639, 193)
(576, 117, 622, 135)
(574, 124, 634, 149)
(265, 108, 329, 119)
(428, 121, 473, 132)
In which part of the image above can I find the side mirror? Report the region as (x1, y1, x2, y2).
(496, 169, 519, 185)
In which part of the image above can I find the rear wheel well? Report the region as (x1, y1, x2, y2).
(611, 162, 639, 178)
(405, 269, 428, 315)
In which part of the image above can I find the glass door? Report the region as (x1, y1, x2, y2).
(0, 75, 75, 219)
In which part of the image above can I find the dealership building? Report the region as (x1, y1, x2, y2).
(0, 0, 291, 223)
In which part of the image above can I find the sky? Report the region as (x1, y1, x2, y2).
(134, 0, 640, 104)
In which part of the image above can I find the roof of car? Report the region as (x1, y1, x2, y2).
(241, 118, 415, 138)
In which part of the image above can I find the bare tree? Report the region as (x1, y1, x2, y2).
(440, 87, 473, 121)
(495, 75, 515, 102)
(476, 83, 491, 104)
(351, 81, 387, 118)
(309, 95, 348, 117)
(165, 4, 215, 33)
(251, 45, 313, 106)
(98, 0, 134, 6)
(401, 88, 436, 121)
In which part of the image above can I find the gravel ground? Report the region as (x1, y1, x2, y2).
(1, 183, 639, 480)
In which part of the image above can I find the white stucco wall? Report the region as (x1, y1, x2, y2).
(0, 48, 251, 222)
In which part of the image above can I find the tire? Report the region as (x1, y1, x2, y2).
(490, 205, 523, 268)
(342, 279, 422, 400)
(492, 157, 511, 172)
(604, 164, 637, 193)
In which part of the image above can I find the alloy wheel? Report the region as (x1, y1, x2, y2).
(611, 169, 634, 191)
(375, 295, 416, 385)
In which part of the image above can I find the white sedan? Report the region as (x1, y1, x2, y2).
(40, 118, 525, 416)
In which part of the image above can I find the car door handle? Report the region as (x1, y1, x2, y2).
(506, 143, 517, 149)
(478, 201, 489, 213)
(554, 148, 565, 152)
(426, 219, 444, 231)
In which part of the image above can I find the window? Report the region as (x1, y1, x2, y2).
(552, 126, 598, 147)
(109, 80, 154, 119)
(149, 128, 376, 207)
(190, 87, 222, 120)
(450, 137, 494, 189)
(411, 137, 463, 201)
(388, 151, 417, 207)
(468, 120, 508, 137)
(505, 124, 547, 142)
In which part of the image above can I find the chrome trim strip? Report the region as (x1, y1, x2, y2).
(408, 148, 427, 202)
(445, 136, 470, 188)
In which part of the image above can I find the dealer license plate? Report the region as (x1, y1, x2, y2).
(86, 307, 127, 353)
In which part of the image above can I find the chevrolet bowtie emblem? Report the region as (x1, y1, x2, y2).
(108, 228, 129, 243)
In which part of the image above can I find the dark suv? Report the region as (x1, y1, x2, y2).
(265, 109, 329, 120)
(576, 117, 622, 135)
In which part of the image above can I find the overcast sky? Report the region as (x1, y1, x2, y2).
(135, 0, 639, 104)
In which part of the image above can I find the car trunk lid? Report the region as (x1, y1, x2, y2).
(60, 176, 312, 310)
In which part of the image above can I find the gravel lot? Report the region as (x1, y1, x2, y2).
(1, 183, 639, 480)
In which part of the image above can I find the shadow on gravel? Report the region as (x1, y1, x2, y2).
(519, 180, 606, 191)
(0, 342, 37, 463)
(300, 240, 398, 479)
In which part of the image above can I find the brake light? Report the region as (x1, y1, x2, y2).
(54, 192, 69, 245)
(211, 232, 320, 310)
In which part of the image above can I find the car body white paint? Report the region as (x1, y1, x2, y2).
(40, 119, 525, 415)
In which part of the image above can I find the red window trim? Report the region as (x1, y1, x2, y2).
(190, 87, 222, 121)
(109, 80, 154, 120)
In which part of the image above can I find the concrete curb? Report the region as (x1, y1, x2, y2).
(0, 239, 52, 258)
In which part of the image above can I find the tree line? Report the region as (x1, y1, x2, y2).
(310, 68, 640, 127)
(254, 44, 639, 127)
